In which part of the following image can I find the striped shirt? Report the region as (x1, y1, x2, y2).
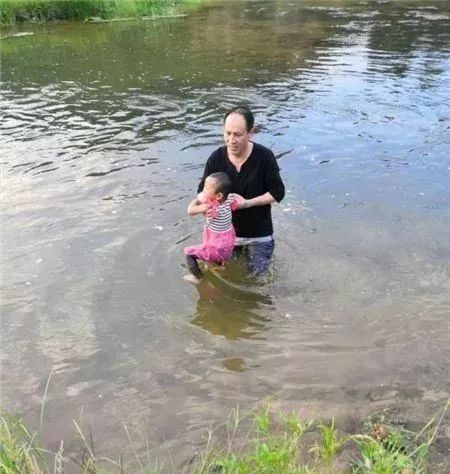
(206, 195, 236, 233)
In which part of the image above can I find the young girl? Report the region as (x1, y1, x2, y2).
(184, 172, 245, 284)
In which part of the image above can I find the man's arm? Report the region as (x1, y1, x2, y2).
(242, 152, 285, 208)
(264, 154, 285, 203)
(241, 192, 276, 208)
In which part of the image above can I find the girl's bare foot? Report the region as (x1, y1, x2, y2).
(183, 274, 201, 285)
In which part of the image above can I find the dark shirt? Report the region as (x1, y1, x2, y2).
(198, 142, 285, 238)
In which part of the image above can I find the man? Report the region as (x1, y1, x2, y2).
(198, 105, 285, 275)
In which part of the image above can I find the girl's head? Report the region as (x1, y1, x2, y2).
(203, 172, 232, 202)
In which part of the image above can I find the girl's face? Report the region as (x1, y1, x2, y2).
(203, 176, 221, 201)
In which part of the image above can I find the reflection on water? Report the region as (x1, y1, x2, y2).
(191, 270, 272, 341)
(1, 0, 450, 468)
(221, 357, 247, 372)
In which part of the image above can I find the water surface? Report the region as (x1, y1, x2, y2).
(1, 0, 450, 470)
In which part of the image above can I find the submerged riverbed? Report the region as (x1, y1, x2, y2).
(1, 0, 450, 470)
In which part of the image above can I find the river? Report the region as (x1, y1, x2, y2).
(1, 0, 449, 471)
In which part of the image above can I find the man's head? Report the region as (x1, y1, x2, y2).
(224, 105, 254, 132)
(223, 106, 254, 157)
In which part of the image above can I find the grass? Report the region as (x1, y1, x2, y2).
(196, 400, 449, 473)
(0, 0, 184, 25)
(351, 401, 450, 474)
(195, 407, 345, 473)
(313, 418, 349, 469)
(0, 413, 46, 473)
(0, 399, 448, 473)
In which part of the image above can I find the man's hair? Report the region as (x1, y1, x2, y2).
(208, 172, 232, 198)
(224, 105, 255, 132)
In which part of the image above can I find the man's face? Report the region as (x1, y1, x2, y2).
(223, 113, 250, 157)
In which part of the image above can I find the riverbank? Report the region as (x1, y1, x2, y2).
(0, 0, 203, 24)
(1, 401, 448, 473)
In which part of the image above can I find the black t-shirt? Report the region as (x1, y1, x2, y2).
(198, 142, 285, 238)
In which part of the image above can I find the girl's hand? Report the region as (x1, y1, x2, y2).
(198, 203, 211, 214)
(204, 204, 216, 218)
(187, 199, 211, 216)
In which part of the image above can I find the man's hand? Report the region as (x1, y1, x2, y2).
(237, 198, 253, 209)
(243, 193, 276, 208)
(231, 193, 250, 210)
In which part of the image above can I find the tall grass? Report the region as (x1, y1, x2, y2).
(0, 0, 180, 25)
(0, 413, 46, 473)
(195, 401, 449, 473)
(0, 399, 448, 473)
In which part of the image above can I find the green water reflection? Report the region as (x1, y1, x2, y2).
(191, 271, 272, 340)
(2, 0, 447, 92)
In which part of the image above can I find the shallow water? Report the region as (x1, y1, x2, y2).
(1, 0, 450, 470)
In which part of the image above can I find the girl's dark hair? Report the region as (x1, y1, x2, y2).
(208, 172, 232, 199)
(224, 105, 254, 132)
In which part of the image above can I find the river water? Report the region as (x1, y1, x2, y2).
(1, 0, 450, 470)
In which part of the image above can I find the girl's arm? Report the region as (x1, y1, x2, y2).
(187, 198, 210, 216)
